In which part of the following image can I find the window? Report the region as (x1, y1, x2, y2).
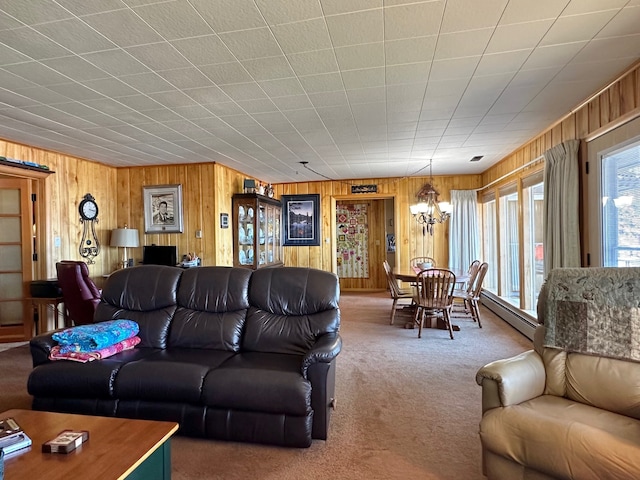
(481, 194, 497, 293)
(498, 184, 519, 307)
(601, 143, 640, 267)
(522, 173, 544, 314)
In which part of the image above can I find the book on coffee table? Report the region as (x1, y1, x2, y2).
(42, 430, 89, 454)
(0, 431, 32, 456)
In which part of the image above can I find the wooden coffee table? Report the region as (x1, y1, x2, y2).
(1, 409, 178, 479)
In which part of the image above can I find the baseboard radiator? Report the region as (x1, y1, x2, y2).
(480, 291, 539, 341)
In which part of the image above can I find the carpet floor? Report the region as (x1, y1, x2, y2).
(0, 291, 531, 479)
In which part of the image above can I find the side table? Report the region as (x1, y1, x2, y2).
(25, 297, 68, 335)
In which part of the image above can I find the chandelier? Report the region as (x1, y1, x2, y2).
(409, 159, 452, 236)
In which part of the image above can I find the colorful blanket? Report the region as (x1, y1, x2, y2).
(52, 319, 139, 354)
(49, 336, 141, 363)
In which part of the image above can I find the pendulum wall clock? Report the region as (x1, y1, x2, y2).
(78, 193, 100, 264)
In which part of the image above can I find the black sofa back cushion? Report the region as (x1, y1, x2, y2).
(169, 267, 252, 350)
(244, 268, 340, 354)
(95, 265, 182, 349)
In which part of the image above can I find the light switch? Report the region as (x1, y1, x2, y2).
(54, 237, 61, 247)
(195, 230, 202, 239)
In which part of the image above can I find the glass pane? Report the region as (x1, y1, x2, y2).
(522, 182, 544, 314)
(0, 246, 21, 270)
(499, 191, 520, 306)
(0, 301, 23, 326)
(0, 273, 23, 300)
(601, 144, 640, 267)
(0, 218, 21, 242)
(482, 199, 498, 293)
(0, 189, 20, 215)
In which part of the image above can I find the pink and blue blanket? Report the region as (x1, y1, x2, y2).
(52, 319, 139, 354)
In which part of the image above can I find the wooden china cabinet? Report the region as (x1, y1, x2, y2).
(232, 193, 283, 269)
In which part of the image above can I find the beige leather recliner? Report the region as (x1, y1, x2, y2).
(476, 267, 640, 480)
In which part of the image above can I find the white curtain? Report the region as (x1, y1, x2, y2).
(449, 190, 480, 271)
(543, 139, 581, 276)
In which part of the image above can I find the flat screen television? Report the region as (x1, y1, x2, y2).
(142, 245, 177, 266)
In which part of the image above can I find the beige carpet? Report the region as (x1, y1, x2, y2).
(0, 292, 531, 479)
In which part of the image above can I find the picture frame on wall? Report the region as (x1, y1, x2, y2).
(143, 184, 184, 234)
(282, 194, 320, 246)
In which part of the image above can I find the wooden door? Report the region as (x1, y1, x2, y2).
(0, 178, 34, 341)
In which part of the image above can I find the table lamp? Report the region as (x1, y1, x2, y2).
(110, 226, 139, 268)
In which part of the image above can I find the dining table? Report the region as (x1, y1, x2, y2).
(393, 267, 471, 330)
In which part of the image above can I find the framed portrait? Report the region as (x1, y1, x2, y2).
(282, 194, 320, 246)
(143, 184, 184, 234)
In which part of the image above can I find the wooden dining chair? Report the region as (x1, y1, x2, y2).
(410, 256, 436, 272)
(413, 268, 456, 339)
(383, 260, 414, 325)
(452, 262, 489, 327)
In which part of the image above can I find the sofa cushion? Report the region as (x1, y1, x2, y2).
(480, 395, 640, 479)
(202, 352, 311, 416)
(244, 267, 340, 354)
(169, 267, 251, 350)
(114, 349, 235, 403)
(96, 265, 182, 349)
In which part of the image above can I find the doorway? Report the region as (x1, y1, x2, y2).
(335, 197, 395, 291)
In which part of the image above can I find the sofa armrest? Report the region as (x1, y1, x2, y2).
(301, 333, 342, 377)
(29, 332, 59, 367)
(475, 349, 546, 413)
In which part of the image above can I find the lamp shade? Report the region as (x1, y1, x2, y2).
(110, 228, 139, 248)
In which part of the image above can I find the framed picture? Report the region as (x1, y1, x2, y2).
(282, 194, 320, 246)
(143, 184, 184, 234)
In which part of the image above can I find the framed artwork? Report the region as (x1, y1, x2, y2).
(143, 184, 184, 234)
(282, 194, 320, 246)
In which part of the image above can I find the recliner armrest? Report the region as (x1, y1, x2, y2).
(301, 333, 342, 377)
(29, 332, 59, 367)
(476, 349, 545, 413)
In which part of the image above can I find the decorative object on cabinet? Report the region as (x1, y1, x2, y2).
(78, 193, 100, 264)
(243, 179, 256, 193)
(232, 193, 283, 269)
(143, 184, 184, 234)
(282, 194, 321, 246)
(110, 226, 139, 269)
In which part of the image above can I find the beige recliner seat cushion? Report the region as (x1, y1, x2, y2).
(480, 395, 640, 480)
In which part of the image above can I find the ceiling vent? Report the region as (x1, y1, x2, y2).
(470, 155, 484, 162)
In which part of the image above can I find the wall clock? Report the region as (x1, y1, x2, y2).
(78, 193, 100, 264)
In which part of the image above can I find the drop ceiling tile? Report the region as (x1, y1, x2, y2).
(347, 86, 386, 104)
(298, 72, 344, 93)
(325, 9, 383, 47)
(385, 62, 430, 85)
(82, 9, 164, 47)
(271, 18, 332, 55)
(1, 0, 74, 25)
(200, 62, 252, 85)
(147, 90, 197, 109)
(241, 56, 295, 81)
(571, 35, 640, 63)
(435, 29, 494, 60)
(83, 77, 139, 97)
(34, 19, 117, 54)
(440, 0, 504, 33)
(522, 42, 587, 70)
(320, 0, 381, 15)
(501, 0, 566, 24)
(219, 82, 268, 101)
(82, 97, 136, 116)
(486, 20, 554, 53)
(236, 98, 279, 113)
(385, 36, 437, 65)
(270, 94, 313, 110)
(563, 0, 628, 15)
(116, 95, 164, 111)
(509, 66, 561, 88)
(0, 28, 71, 60)
(0, 69, 38, 91)
(42, 56, 110, 82)
(205, 101, 245, 116)
(475, 50, 532, 76)
(488, 85, 542, 114)
(0, 10, 25, 30)
(4, 62, 75, 86)
(287, 49, 339, 76)
(170, 35, 235, 66)
(219, 28, 282, 60)
(258, 77, 304, 97)
(81, 49, 150, 77)
(335, 43, 384, 70)
(0, 90, 40, 108)
(133, 0, 213, 40)
(189, 0, 266, 33)
(598, 6, 640, 38)
(53, 0, 126, 16)
(541, 11, 618, 46)
(254, 0, 323, 25)
(384, 2, 445, 41)
(157, 67, 213, 89)
(308, 90, 349, 108)
(0, 43, 31, 66)
(121, 72, 177, 94)
(342, 68, 385, 89)
(125, 43, 192, 71)
(11, 86, 70, 104)
(430, 56, 481, 81)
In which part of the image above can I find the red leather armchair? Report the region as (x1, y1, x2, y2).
(55, 261, 101, 326)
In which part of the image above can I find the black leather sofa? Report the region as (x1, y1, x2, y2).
(27, 265, 341, 448)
